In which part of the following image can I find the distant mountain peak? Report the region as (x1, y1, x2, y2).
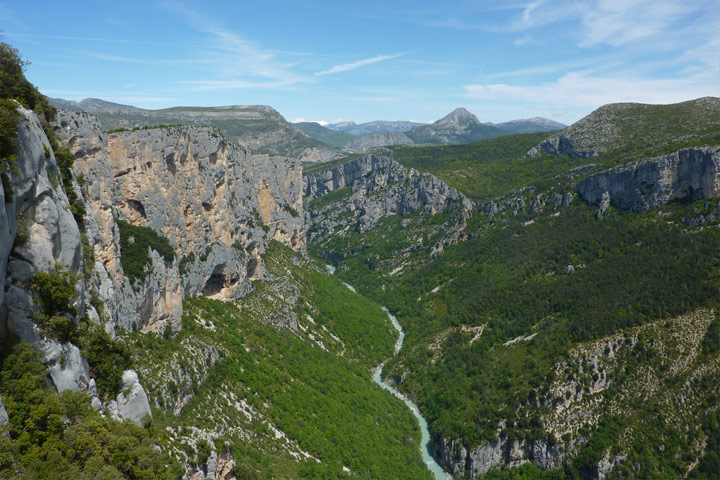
(436, 107, 481, 127)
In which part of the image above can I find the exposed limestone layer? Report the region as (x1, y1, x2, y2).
(578, 146, 720, 213)
(0, 106, 149, 422)
(304, 152, 472, 235)
(55, 110, 305, 332)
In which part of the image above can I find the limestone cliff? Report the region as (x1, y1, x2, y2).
(577, 146, 720, 213)
(1, 104, 306, 428)
(0, 105, 150, 424)
(55, 110, 304, 333)
(304, 152, 472, 239)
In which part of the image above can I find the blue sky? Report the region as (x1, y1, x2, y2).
(2, 0, 718, 124)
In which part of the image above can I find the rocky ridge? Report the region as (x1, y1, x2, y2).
(577, 146, 720, 213)
(527, 97, 720, 158)
(405, 108, 508, 145)
(304, 152, 472, 239)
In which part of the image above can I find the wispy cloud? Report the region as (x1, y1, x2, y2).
(77, 51, 203, 65)
(512, 0, 713, 49)
(464, 70, 719, 109)
(315, 53, 405, 76)
(5, 33, 181, 47)
(161, 1, 310, 90)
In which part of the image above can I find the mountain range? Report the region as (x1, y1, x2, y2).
(49, 97, 564, 155)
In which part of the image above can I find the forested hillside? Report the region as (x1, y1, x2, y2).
(305, 100, 720, 478)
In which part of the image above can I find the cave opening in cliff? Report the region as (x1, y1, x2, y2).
(202, 265, 228, 296)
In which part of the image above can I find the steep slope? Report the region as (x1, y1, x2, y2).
(48, 97, 144, 113)
(406, 107, 508, 145)
(131, 242, 433, 479)
(527, 97, 720, 158)
(293, 121, 357, 148)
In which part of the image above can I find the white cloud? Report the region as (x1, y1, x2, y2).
(292, 118, 328, 125)
(315, 53, 405, 76)
(578, 0, 690, 47)
(464, 70, 719, 110)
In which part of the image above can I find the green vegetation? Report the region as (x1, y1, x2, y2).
(391, 132, 564, 201)
(117, 220, 175, 284)
(283, 203, 300, 217)
(306, 186, 353, 210)
(565, 98, 720, 156)
(0, 42, 53, 118)
(79, 325, 132, 399)
(0, 341, 182, 480)
(701, 313, 720, 355)
(307, 114, 720, 477)
(30, 265, 79, 342)
(130, 242, 432, 479)
(104, 124, 185, 133)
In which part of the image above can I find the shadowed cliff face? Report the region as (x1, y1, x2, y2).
(52, 109, 305, 334)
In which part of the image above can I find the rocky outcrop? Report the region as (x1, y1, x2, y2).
(104, 370, 152, 425)
(0, 395, 8, 426)
(578, 146, 720, 213)
(304, 153, 472, 236)
(430, 435, 562, 478)
(189, 450, 237, 480)
(55, 110, 305, 333)
(296, 147, 345, 164)
(346, 131, 414, 151)
(525, 135, 596, 158)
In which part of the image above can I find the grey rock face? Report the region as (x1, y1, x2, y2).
(526, 134, 596, 158)
(578, 147, 720, 212)
(1, 106, 87, 342)
(0, 395, 8, 426)
(296, 147, 345, 164)
(304, 153, 472, 238)
(430, 437, 563, 479)
(106, 369, 152, 426)
(42, 340, 91, 392)
(431, 434, 562, 478)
